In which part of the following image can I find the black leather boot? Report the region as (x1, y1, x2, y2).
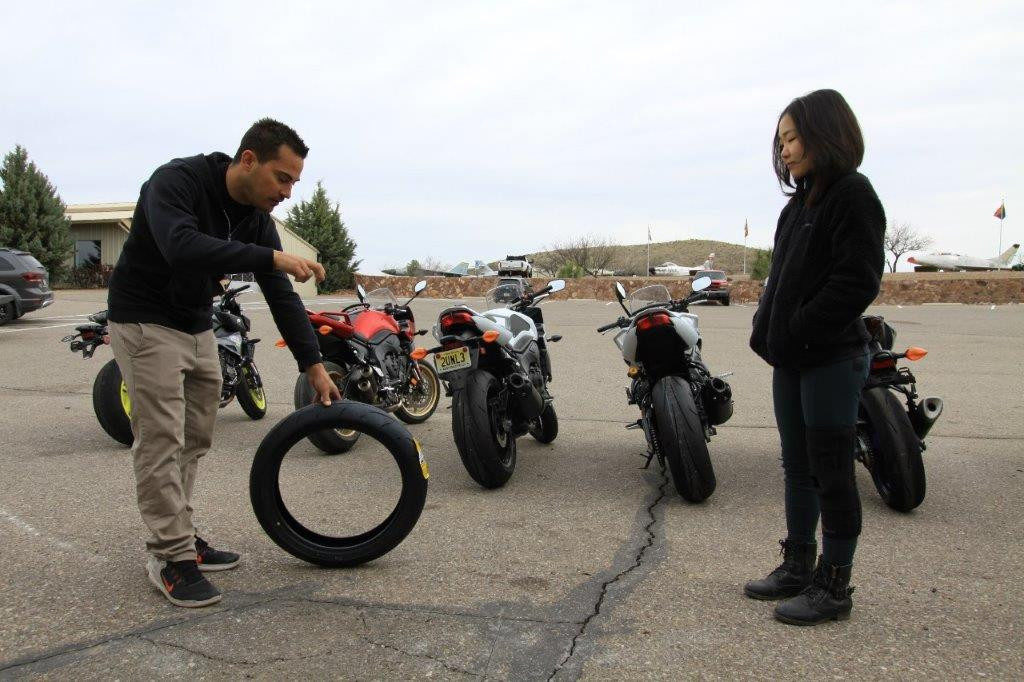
(774, 556, 854, 625)
(743, 539, 817, 600)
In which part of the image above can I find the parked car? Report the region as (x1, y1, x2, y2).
(691, 270, 730, 305)
(0, 248, 54, 320)
(491, 277, 533, 304)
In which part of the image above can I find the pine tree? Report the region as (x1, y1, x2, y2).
(0, 145, 74, 280)
(285, 181, 360, 293)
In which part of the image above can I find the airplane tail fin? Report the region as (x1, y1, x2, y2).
(996, 244, 1020, 265)
(447, 262, 469, 276)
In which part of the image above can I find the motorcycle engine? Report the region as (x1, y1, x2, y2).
(382, 350, 409, 388)
(219, 348, 239, 403)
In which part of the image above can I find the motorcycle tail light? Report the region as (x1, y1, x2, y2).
(636, 312, 672, 332)
(871, 356, 896, 371)
(441, 311, 474, 330)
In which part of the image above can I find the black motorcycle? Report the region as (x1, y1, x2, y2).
(62, 285, 267, 446)
(857, 315, 942, 512)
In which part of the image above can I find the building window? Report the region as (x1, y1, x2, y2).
(75, 240, 101, 268)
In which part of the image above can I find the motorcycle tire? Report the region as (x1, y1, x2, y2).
(293, 360, 361, 454)
(529, 402, 559, 444)
(860, 386, 926, 512)
(395, 361, 441, 424)
(236, 363, 268, 420)
(93, 358, 134, 447)
(250, 401, 428, 567)
(652, 375, 716, 502)
(452, 370, 516, 489)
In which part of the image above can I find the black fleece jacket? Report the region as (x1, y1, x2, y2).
(108, 152, 321, 370)
(750, 172, 885, 368)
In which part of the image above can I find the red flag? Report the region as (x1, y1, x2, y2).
(994, 202, 1006, 219)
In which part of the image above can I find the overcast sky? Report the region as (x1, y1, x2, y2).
(1, 1, 1020, 273)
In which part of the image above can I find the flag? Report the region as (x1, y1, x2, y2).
(648, 225, 652, 242)
(994, 202, 1006, 220)
(744, 219, 749, 238)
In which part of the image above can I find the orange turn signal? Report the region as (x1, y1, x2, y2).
(319, 325, 333, 336)
(275, 339, 287, 348)
(905, 347, 928, 361)
(482, 330, 500, 343)
(410, 348, 428, 361)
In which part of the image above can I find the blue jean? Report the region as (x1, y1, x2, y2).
(772, 352, 869, 565)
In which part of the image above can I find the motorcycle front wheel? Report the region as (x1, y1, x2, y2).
(236, 363, 268, 420)
(652, 375, 716, 502)
(250, 401, 428, 567)
(93, 358, 134, 446)
(452, 370, 516, 488)
(859, 386, 926, 512)
(529, 402, 559, 444)
(396, 361, 441, 424)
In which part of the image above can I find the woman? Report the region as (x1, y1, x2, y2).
(747, 89, 885, 625)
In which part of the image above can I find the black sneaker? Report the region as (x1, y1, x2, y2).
(195, 536, 241, 572)
(147, 557, 222, 608)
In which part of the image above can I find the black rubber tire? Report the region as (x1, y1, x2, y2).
(293, 360, 360, 454)
(860, 387, 926, 512)
(236, 363, 267, 420)
(722, 296, 730, 306)
(395, 361, 441, 424)
(452, 370, 516, 488)
(93, 359, 134, 446)
(250, 401, 428, 567)
(0, 301, 12, 326)
(529, 402, 559, 444)
(652, 375, 716, 502)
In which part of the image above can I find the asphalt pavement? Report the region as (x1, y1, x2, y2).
(0, 290, 1021, 679)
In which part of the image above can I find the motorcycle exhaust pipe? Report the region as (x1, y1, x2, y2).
(908, 396, 943, 441)
(702, 377, 734, 426)
(507, 372, 544, 421)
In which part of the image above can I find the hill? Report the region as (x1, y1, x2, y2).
(525, 239, 767, 276)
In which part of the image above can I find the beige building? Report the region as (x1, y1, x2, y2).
(65, 203, 320, 298)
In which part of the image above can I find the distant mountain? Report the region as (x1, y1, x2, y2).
(525, 239, 767, 276)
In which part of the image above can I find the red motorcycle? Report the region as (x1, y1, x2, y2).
(289, 280, 440, 454)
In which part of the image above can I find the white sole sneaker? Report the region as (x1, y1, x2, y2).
(146, 556, 223, 608)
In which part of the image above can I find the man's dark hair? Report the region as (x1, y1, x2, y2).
(773, 89, 864, 206)
(233, 118, 309, 163)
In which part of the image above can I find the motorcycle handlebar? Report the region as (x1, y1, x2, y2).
(597, 317, 627, 333)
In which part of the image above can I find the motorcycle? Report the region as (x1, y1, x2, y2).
(424, 279, 564, 488)
(291, 280, 441, 454)
(856, 315, 942, 512)
(62, 284, 267, 446)
(596, 277, 733, 502)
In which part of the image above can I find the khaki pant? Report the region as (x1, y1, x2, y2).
(110, 322, 221, 562)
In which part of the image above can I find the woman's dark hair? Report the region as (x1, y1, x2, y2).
(773, 89, 864, 205)
(233, 118, 308, 163)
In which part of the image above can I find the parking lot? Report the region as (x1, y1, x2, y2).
(1, 290, 1022, 679)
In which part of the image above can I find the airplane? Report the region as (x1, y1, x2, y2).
(906, 244, 1019, 272)
(648, 261, 700, 277)
(444, 260, 499, 277)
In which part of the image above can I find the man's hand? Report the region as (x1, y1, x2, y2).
(274, 250, 326, 284)
(306, 362, 342, 406)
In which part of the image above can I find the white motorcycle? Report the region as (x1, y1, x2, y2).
(426, 279, 564, 488)
(597, 277, 734, 502)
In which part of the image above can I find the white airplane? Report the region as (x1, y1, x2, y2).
(907, 244, 1019, 272)
(648, 261, 699, 276)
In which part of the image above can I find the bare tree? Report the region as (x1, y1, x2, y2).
(884, 222, 933, 272)
(545, 234, 619, 277)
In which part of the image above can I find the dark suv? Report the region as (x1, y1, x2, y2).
(692, 270, 730, 305)
(0, 248, 54, 323)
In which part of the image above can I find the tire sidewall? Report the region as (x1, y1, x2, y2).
(860, 387, 926, 511)
(452, 370, 516, 488)
(651, 375, 716, 502)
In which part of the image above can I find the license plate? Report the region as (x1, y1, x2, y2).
(434, 346, 471, 374)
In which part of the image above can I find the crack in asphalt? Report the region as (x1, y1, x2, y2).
(355, 606, 482, 678)
(295, 595, 576, 626)
(547, 470, 671, 680)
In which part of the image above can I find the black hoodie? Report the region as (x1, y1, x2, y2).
(108, 152, 321, 370)
(750, 172, 885, 368)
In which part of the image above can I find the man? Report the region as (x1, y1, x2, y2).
(107, 118, 341, 607)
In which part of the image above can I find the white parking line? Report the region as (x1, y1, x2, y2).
(0, 506, 105, 562)
(0, 322, 83, 334)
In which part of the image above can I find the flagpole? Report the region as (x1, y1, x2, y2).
(742, 219, 748, 275)
(646, 224, 651, 277)
(1000, 197, 1004, 253)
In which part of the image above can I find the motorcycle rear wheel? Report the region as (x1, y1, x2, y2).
(452, 370, 516, 488)
(652, 375, 716, 502)
(293, 360, 361, 454)
(860, 386, 926, 512)
(93, 358, 134, 446)
(249, 401, 428, 567)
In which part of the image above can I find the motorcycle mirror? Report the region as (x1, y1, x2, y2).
(691, 276, 712, 293)
(547, 279, 566, 293)
(356, 284, 367, 302)
(548, 334, 563, 343)
(614, 282, 626, 302)
(414, 280, 427, 294)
